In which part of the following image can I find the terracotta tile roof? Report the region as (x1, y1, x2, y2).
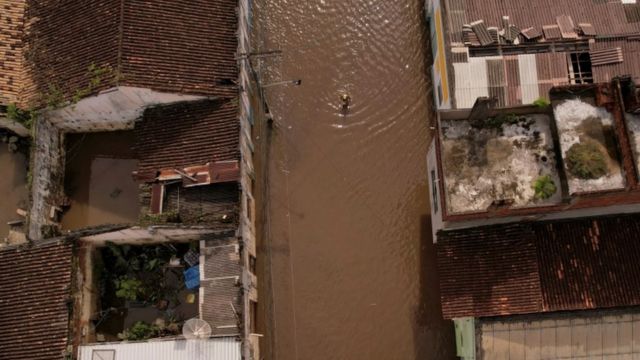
(12, 0, 238, 107)
(133, 99, 239, 181)
(437, 214, 640, 319)
(119, 0, 238, 98)
(0, 1, 27, 105)
(0, 240, 73, 360)
(22, 0, 121, 107)
(437, 223, 543, 319)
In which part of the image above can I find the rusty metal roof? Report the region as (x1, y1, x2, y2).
(0, 240, 73, 359)
(452, 52, 569, 108)
(590, 47, 625, 66)
(556, 15, 578, 39)
(437, 214, 640, 319)
(542, 25, 562, 40)
(521, 27, 542, 40)
(579, 23, 597, 36)
(156, 161, 240, 187)
(590, 39, 640, 82)
(444, 0, 640, 45)
(471, 20, 494, 46)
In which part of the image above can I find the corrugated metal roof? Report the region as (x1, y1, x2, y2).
(451, 48, 469, 63)
(624, 3, 640, 23)
(518, 54, 541, 103)
(452, 52, 568, 108)
(78, 338, 241, 360)
(437, 213, 640, 319)
(453, 57, 490, 108)
(442, 0, 640, 109)
(590, 47, 624, 66)
(508, 25, 521, 43)
(579, 23, 597, 36)
(479, 309, 640, 359)
(521, 27, 542, 40)
(542, 24, 562, 40)
(556, 15, 578, 39)
(488, 27, 501, 44)
(471, 20, 494, 46)
(444, 0, 640, 45)
(591, 39, 640, 82)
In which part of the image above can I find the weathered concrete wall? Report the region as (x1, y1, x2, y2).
(427, 139, 444, 243)
(238, 0, 260, 358)
(28, 115, 64, 240)
(0, 117, 30, 137)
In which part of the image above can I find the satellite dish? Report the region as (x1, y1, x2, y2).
(182, 318, 212, 339)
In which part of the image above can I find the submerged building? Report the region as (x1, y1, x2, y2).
(426, 0, 640, 358)
(0, 0, 259, 359)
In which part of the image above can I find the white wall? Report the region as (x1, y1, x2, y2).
(78, 338, 241, 360)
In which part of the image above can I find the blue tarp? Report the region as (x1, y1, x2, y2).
(184, 266, 200, 290)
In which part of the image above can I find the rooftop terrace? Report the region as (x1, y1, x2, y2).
(433, 79, 640, 220)
(441, 111, 561, 214)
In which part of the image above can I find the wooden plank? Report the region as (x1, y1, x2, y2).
(150, 183, 164, 214)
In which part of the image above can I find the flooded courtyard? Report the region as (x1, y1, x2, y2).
(0, 143, 28, 239)
(62, 132, 140, 230)
(252, 0, 455, 359)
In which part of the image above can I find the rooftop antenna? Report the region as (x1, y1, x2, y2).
(262, 79, 302, 88)
(182, 318, 212, 339)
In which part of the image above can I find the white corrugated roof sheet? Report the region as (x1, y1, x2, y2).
(78, 338, 241, 360)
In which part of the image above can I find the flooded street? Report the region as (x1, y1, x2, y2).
(252, 0, 455, 359)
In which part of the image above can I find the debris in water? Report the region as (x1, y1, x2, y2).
(110, 188, 123, 199)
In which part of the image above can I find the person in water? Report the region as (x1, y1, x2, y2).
(340, 93, 351, 113)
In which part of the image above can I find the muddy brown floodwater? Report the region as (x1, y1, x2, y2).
(62, 132, 140, 230)
(0, 145, 28, 238)
(251, 0, 456, 359)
